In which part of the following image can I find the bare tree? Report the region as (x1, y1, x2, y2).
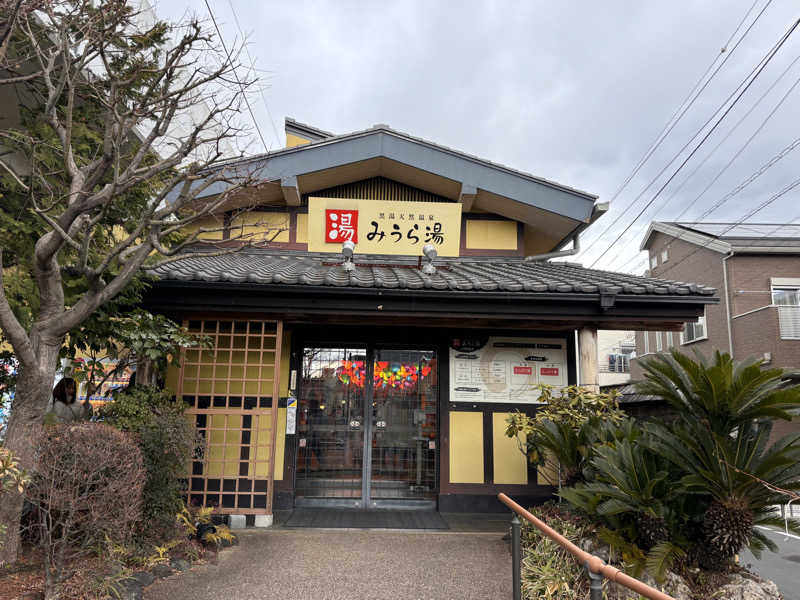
(0, 0, 265, 562)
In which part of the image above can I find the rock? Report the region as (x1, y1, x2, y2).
(628, 571, 692, 600)
(169, 558, 192, 572)
(579, 537, 610, 563)
(662, 572, 693, 600)
(131, 570, 156, 587)
(151, 564, 174, 579)
(716, 572, 782, 600)
(114, 578, 144, 600)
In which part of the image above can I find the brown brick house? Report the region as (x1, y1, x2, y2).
(631, 222, 800, 379)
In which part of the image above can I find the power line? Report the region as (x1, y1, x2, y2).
(610, 63, 800, 273)
(226, 0, 282, 150)
(614, 133, 800, 273)
(602, 0, 765, 208)
(580, 0, 773, 258)
(588, 17, 800, 270)
(655, 175, 800, 280)
(205, 0, 270, 153)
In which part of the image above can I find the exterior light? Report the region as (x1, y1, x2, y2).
(342, 241, 356, 272)
(421, 244, 437, 275)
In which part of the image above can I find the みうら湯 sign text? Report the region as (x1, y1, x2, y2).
(308, 198, 462, 256)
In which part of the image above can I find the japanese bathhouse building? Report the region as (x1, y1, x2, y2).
(146, 118, 717, 524)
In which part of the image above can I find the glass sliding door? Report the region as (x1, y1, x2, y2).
(295, 345, 438, 508)
(295, 347, 368, 504)
(369, 349, 438, 503)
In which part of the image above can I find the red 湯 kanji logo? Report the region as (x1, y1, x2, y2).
(325, 209, 358, 243)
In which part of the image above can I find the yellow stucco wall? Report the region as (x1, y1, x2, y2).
(492, 413, 528, 484)
(286, 133, 312, 148)
(274, 407, 286, 480)
(465, 219, 518, 250)
(295, 213, 308, 244)
(183, 215, 226, 241)
(449, 412, 484, 483)
(229, 212, 291, 244)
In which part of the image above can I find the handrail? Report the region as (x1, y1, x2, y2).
(498, 493, 677, 600)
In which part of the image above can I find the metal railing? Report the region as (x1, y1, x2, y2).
(499, 493, 677, 600)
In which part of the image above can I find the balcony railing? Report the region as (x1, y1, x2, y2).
(777, 305, 800, 339)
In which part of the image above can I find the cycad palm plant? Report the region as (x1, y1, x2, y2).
(637, 349, 800, 435)
(638, 350, 800, 569)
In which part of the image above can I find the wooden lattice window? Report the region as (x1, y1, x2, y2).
(179, 319, 283, 514)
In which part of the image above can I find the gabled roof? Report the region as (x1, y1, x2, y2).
(284, 117, 334, 142)
(188, 123, 605, 253)
(640, 222, 800, 254)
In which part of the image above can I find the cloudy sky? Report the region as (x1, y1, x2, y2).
(155, 0, 800, 273)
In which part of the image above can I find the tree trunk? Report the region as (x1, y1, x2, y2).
(137, 357, 158, 387)
(0, 337, 61, 565)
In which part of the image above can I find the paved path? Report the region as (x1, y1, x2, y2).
(144, 529, 512, 600)
(741, 526, 800, 600)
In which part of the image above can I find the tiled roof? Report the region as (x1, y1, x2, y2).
(601, 383, 661, 404)
(151, 249, 717, 297)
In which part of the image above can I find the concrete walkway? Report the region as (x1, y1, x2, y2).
(144, 529, 512, 600)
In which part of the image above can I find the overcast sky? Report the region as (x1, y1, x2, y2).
(155, 0, 800, 273)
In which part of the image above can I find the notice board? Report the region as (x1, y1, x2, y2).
(448, 336, 567, 403)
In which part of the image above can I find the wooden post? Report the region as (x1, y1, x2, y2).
(578, 327, 599, 392)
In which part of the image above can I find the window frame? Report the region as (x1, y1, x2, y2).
(681, 313, 707, 345)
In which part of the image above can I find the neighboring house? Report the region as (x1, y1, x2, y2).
(631, 221, 800, 380)
(598, 330, 635, 387)
(141, 119, 715, 521)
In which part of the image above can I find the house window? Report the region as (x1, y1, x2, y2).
(661, 249, 669, 263)
(608, 354, 630, 373)
(772, 286, 800, 306)
(666, 331, 673, 347)
(643, 331, 650, 354)
(681, 315, 707, 344)
(650, 255, 658, 269)
(772, 279, 800, 339)
(655, 331, 662, 352)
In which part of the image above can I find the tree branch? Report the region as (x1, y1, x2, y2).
(0, 249, 36, 367)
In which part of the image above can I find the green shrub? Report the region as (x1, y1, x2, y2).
(506, 385, 625, 486)
(520, 504, 590, 600)
(102, 386, 199, 541)
(559, 350, 800, 575)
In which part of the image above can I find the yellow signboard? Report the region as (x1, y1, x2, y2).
(307, 197, 462, 256)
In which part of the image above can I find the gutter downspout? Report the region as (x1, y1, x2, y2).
(525, 233, 580, 262)
(722, 251, 734, 355)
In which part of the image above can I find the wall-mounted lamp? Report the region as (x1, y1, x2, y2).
(421, 244, 437, 275)
(342, 240, 356, 272)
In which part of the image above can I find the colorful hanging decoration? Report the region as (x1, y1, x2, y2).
(336, 360, 365, 387)
(336, 360, 432, 389)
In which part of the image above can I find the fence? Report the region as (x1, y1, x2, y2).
(499, 493, 677, 600)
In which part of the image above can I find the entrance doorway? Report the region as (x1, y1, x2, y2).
(295, 346, 438, 508)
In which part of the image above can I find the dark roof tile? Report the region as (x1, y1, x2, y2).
(151, 249, 718, 299)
